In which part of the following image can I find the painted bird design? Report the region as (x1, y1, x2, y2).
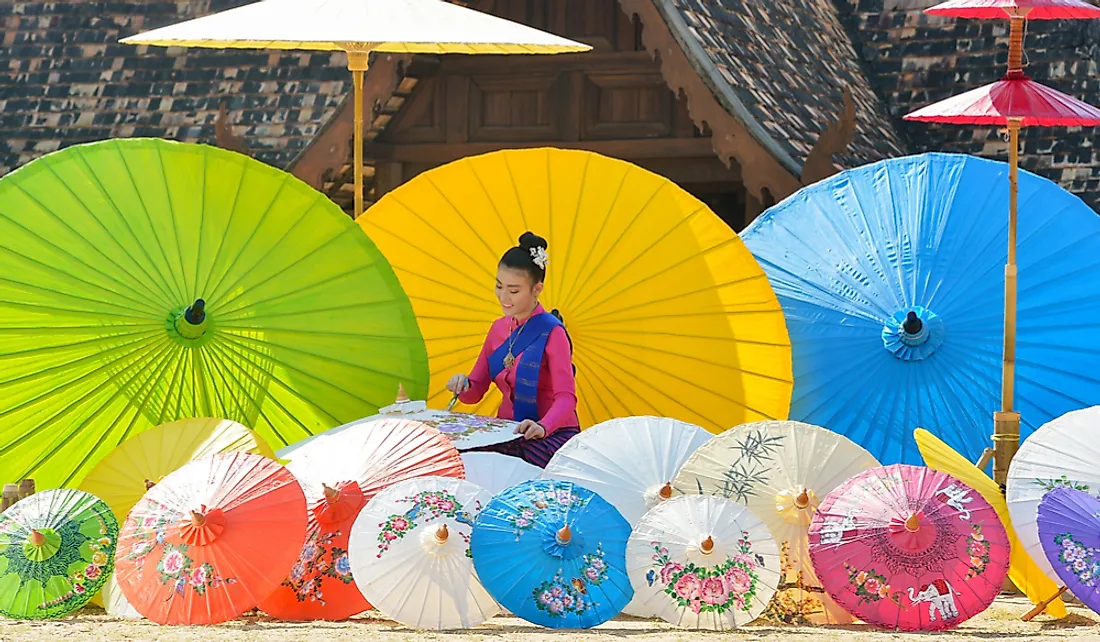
(646, 569, 657, 587)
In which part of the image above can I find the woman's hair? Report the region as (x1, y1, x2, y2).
(499, 231, 548, 284)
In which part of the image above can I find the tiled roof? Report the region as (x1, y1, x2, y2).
(656, 0, 911, 175)
(0, 1, 351, 175)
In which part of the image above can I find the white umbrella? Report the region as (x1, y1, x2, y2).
(627, 495, 780, 629)
(119, 0, 590, 218)
(1007, 405, 1100, 583)
(672, 420, 879, 624)
(348, 476, 499, 629)
(541, 416, 712, 618)
(461, 452, 540, 497)
(100, 574, 143, 620)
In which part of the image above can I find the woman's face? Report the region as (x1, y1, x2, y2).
(495, 265, 543, 318)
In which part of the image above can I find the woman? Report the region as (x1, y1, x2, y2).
(445, 232, 579, 468)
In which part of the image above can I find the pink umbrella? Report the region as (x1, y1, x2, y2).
(808, 465, 1010, 631)
(925, 0, 1100, 19)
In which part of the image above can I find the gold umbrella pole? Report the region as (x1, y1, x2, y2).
(344, 45, 372, 220)
(992, 15, 1026, 488)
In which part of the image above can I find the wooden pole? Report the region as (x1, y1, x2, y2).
(344, 46, 372, 220)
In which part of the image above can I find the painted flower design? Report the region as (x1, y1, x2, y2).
(376, 490, 473, 557)
(843, 563, 900, 606)
(964, 523, 992, 580)
(154, 543, 237, 597)
(531, 545, 611, 618)
(162, 550, 185, 575)
(508, 484, 589, 539)
(650, 532, 763, 614)
(1055, 533, 1100, 587)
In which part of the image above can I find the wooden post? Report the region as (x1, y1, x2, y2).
(344, 45, 373, 220)
(17, 479, 35, 500)
(1, 484, 18, 512)
(994, 118, 1022, 487)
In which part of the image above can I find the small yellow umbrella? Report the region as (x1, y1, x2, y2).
(914, 428, 1066, 619)
(359, 148, 793, 432)
(120, 0, 590, 218)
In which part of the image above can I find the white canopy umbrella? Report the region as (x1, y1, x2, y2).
(120, 0, 590, 218)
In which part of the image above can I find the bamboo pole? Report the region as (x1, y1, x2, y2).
(344, 46, 372, 220)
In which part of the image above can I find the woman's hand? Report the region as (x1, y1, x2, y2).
(514, 420, 546, 440)
(446, 374, 470, 395)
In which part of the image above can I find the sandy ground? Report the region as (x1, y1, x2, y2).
(3, 595, 1100, 641)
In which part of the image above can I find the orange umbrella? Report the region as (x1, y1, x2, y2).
(113, 452, 307, 625)
(259, 417, 464, 620)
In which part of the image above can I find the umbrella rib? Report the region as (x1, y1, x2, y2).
(203, 338, 294, 446)
(203, 173, 292, 304)
(156, 142, 194, 304)
(115, 142, 189, 306)
(558, 151, 592, 307)
(556, 167, 630, 308)
(213, 264, 401, 320)
(579, 346, 701, 426)
(583, 333, 789, 379)
(0, 270, 163, 320)
(0, 327, 161, 393)
(424, 168, 501, 272)
(204, 177, 312, 306)
(22, 150, 176, 312)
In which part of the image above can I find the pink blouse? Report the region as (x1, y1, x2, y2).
(458, 303, 579, 433)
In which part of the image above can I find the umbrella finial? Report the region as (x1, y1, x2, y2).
(903, 310, 923, 335)
(28, 529, 46, 547)
(904, 512, 921, 533)
(395, 383, 409, 403)
(555, 524, 572, 545)
(700, 535, 715, 555)
(184, 298, 206, 325)
(144, 478, 156, 490)
(322, 483, 341, 503)
(434, 523, 449, 544)
(658, 482, 673, 500)
(795, 488, 810, 509)
(191, 510, 207, 527)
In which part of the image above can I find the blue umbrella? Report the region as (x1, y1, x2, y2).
(470, 479, 632, 628)
(741, 152, 1100, 466)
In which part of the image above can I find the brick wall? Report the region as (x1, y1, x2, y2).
(0, 1, 352, 175)
(836, 0, 1100, 211)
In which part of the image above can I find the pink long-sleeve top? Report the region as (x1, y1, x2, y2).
(459, 303, 579, 433)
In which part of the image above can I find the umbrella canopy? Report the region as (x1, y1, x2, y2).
(542, 416, 713, 526)
(672, 420, 879, 624)
(1006, 406, 1100, 583)
(259, 417, 464, 621)
(348, 476, 498, 629)
(904, 74, 1100, 127)
(925, 0, 1100, 19)
(360, 147, 793, 432)
(470, 479, 633, 628)
(99, 573, 143, 620)
(277, 408, 519, 460)
(0, 138, 427, 490)
(119, 0, 590, 53)
(740, 152, 1100, 465)
(114, 452, 307, 625)
(809, 465, 1010, 631)
(915, 428, 1066, 618)
(461, 452, 541, 496)
(0, 489, 118, 619)
(1038, 486, 1100, 612)
(627, 495, 781, 630)
(78, 418, 274, 522)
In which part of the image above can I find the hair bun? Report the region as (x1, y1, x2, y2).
(517, 231, 548, 252)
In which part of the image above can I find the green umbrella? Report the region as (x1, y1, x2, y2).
(0, 488, 119, 618)
(0, 138, 428, 489)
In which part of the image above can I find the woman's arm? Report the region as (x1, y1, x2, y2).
(458, 330, 494, 405)
(537, 326, 578, 434)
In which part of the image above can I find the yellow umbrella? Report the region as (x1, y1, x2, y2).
(120, 0, 590, 218)
(359, 148, 793, 432)
(914, 428, 1066, 619)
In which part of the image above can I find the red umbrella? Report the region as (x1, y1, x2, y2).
(926, 0, 1100, 19)
(905, 73, 1100, 126)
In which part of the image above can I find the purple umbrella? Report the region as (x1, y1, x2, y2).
(1037, 486, 1100, 614)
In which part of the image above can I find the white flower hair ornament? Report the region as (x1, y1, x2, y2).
(529, 246, 549, 270)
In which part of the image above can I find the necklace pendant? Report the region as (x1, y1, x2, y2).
(504, 352, 515, 368)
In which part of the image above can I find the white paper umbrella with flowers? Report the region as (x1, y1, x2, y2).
(627, 495, 780, 629)
(672, 420, 880, 624)
(461, 452, 541, 496)
(348, 476, 498, 629)
(1007, 405, 1100, 585)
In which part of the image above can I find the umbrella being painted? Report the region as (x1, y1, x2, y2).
(0, 139, 427, 489)
(360, 148, 792, 433)
(741, 152, 1100, 465)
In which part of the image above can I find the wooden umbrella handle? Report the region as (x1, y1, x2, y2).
(1021, 586, 1068, 621)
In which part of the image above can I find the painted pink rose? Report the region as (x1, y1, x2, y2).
(84, 565, 101, 580)
(382, 531, 398, 541)
(863, 577, 882, 595)
(162, 550, 185, 575)
(550, 585, 565, 598)
(142, 516, 160, 529)
(969, 541, 987, 557)
(674, 573, 700, 600)
(734, 553, 756, 569)
(437, 499, 455, 512)
(130, 542, 148, 557)
(726, 567, 752, 594)
(688, 598, 703, 614)
(539, 590, 553, 604)
(515, 517, 530, 528)
(589, 557, 605, 571)
(389, 518, 410, 532)
(562, 594, 574, 608)
(700, 577, 727, 605)
(549, 599, 564, 613)
(660, 562, 683, 585)
(585, 567, 600, 581)
(190, 566, 208, 587)
(423, 495, 440, 506)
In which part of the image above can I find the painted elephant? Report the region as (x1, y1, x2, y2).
(908, 579, 959, 622)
